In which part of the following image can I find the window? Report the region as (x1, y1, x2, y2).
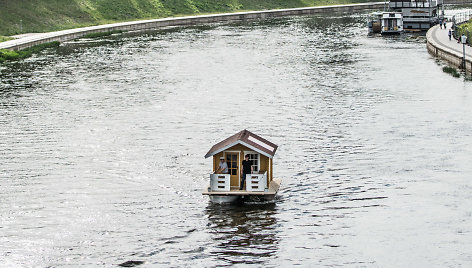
(244, 151, 260, 172)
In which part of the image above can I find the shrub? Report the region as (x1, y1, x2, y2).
(0, 41, 60, 64)
(443, 66, 455, 73)
(0, 49, 20, 60)
(442, 66, 460, 78)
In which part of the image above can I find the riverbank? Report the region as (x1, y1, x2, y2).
(0, 0, 377, 37)
(427, 22, 472, 73)
(0, 2, 384, 52)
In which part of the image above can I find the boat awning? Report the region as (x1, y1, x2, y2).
(204, 129, 278, 159)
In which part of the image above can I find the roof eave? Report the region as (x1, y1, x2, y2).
(204, 141, 275, 159)
(204, 141, 240, 158)
(239, 141, 274, 159)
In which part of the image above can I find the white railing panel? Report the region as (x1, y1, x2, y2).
(246, 172, 267, 192)
(210, 174, 230, 191)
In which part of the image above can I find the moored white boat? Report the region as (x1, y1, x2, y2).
(381, 12, 404, 35)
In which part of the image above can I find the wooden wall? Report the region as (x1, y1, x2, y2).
(211, 144, 274, 187)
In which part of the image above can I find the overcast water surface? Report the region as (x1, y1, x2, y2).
(1, 10, 472, 267)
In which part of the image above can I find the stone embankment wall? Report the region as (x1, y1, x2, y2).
(0, 2, 383, 51)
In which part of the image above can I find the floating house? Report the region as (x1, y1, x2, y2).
(381, 12, 404, 34)
(202, 129, 281, 203)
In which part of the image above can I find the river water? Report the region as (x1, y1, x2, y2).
(1, 10, 472, 268)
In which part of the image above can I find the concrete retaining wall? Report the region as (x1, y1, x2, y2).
(426, 28, 472, 73)
(0, 2, 384, 51)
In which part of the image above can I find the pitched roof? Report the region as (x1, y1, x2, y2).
(204, 129, 278, 159)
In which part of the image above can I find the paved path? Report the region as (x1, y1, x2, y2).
(429, 22, 472, 60)
(11, 33, 44, 39)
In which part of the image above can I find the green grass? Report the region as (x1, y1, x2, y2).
(0, 35, 14, 42)
(0, 49, 18, 62)
(0, 41, 60, 63)
(0, 0, 376, 36)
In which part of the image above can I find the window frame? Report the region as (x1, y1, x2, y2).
(243, 151, 260, 173)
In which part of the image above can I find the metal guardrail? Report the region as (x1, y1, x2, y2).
(452, 10, 472, 24)
(452, 10, 472, 41)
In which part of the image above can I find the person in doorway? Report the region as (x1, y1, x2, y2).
(449, 28, 452, 40)
(240, 154, 253, 190)
(216, 157, 228, 174)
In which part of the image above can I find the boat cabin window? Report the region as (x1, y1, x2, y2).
(244, 151, 260, 172)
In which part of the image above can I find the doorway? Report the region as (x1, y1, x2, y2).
(225, 152, 239, 187)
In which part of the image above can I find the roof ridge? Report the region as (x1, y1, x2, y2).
(204, 129, 277, 159)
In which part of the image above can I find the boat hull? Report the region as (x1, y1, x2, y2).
(381, 31, 402, 35)
(209, 195, 240, 204)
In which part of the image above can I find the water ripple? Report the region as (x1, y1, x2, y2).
(1, 10, 472, 268)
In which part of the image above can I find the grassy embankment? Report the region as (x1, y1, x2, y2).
(0, 0, 375, 37)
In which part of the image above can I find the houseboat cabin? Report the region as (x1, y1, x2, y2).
(202, 129, 281, 204)
(381, 12, 403, 34)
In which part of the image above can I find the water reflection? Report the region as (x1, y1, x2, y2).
(205, 203, 278, 265)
